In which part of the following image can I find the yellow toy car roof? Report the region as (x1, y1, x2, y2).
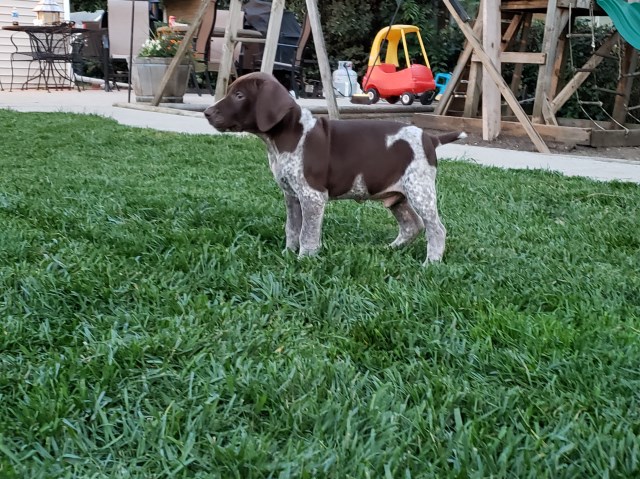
(368, 24, 430, 68)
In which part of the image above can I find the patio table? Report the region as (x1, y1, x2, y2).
(3, 24, 88, 91)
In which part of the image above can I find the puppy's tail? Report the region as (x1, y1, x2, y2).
(435, 131, 467, 147)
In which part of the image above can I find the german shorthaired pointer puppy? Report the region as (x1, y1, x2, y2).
(204, 72, 465, 265)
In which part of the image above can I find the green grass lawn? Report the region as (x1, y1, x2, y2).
(1, 109, 639, 478)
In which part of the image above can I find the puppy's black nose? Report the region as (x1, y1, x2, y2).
(204, 106, 216, 120)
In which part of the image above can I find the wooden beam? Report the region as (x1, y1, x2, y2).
(591, 128, 640, 147)
(413, 113, 591, 145)
(260, 0, 285, 73)
(305, 0, 339, 120)
(501, 0, 550, 10)
(214, 0, 243, 101)
(550, 32, 620, 114)
(472, 52, 547, 64)
(482, 0, 501, 140)
(501, 13, 522, 51)
(442, 0, 550, 153)
(152, 0, 210, 106)
(612, 44, 638, 127)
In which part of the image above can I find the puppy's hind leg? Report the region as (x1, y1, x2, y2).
(284, 194, 302, 252)
(387, 199, 424, 248)
(403, 165, 446, 264)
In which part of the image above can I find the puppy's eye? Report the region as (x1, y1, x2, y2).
(234, 91, 245, 100)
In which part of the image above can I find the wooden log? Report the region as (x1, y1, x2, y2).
(550, 32, 620, 114)
(214, 0, 243, 101)
(482, 0, 501, 140)
(442, 0, 550, 153)
(305, 0, 339, 120)
(152, 0, 211, 106)
(413, 113, 592, 145)
(260, 0, 285, 73)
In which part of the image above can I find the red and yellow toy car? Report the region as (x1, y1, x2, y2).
(362, 25, 437, 106)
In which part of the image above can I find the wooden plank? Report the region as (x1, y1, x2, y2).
(501, 0, 549, 10)
(549, 11, 568, 100)
(151, 0, 210, 106)
(472, 52, 546, 64)
(305, 0, 339, 120)
(214, 0, 243, 101)
(413, 113, 592, 145)
(550, 32, 620, 114)
(434, 11, 484, 115)
(260, 0, 285, 74)
(612, 44, 638, 127)
(591, 128, 640, 147)
(442, 0, 550, 153)
(482, 0, 501, 140)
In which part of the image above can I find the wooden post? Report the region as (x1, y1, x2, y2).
(612, 42, 638, 127)
(151, 0, 210, 106)
(482, 0, 501, 140)
(260, 0, 285, 73)
(532, 0, 569, 123)
(305, 0, 339, 119)
(214, 0, 243, 101)
(442, 0, 549, 153)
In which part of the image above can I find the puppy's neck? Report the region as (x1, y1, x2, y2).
(264, 106, 309, 154)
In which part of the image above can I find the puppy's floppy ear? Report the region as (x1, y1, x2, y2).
(255, 78, 296, 132)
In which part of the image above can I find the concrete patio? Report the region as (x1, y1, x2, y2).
(1, 87, 640, 184)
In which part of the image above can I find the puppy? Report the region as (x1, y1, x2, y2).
(204, 72, 465, 264)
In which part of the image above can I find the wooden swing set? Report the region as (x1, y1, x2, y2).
(414, 0, 640, 152)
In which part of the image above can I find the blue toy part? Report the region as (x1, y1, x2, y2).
(434, 72, 452, 95)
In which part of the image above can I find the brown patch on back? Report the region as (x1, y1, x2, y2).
(302, 119, 416, 197)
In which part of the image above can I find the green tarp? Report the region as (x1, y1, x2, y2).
(596, 0, 640, 50)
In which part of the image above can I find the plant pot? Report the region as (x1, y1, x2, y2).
(131, 57, 190, 103)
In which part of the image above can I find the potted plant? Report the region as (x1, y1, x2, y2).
(132, 32, 191, 103)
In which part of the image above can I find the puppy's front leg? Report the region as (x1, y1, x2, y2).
(298, 190, 327, 257)
(284, 193, 302, 252)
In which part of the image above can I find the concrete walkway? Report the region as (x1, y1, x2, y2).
(1, 88, 640, 184)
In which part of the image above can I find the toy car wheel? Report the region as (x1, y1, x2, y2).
(400, 92, 414, 106)
(386, 96, 400, 104)
(366, 88, 380, 104)
(419, 91, 436, 105)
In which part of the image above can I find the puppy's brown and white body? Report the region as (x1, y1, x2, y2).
(205, 72, 465, 264)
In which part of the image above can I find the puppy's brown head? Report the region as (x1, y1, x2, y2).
(204, 72, 298, 134)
